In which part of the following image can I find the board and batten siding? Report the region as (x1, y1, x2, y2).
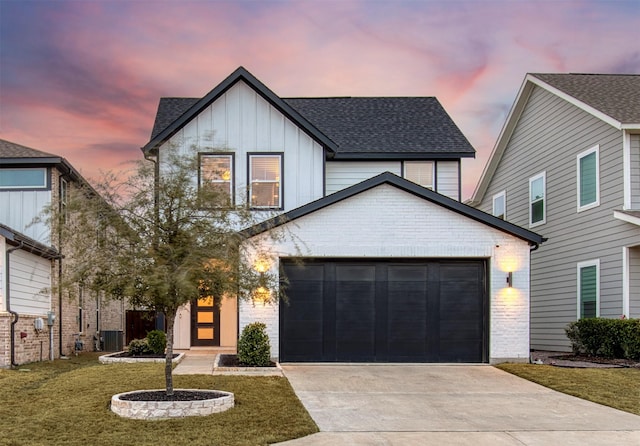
(7, 249, 51, 315)
(160, 81, 325, 213)
(477, 85, 640, 351)
(325, 161, 401, 195)
(0, 190, 51, 244)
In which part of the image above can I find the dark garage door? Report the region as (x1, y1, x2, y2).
(280, 259, 488, 363)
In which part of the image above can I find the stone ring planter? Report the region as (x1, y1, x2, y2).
(111, 389, 234, 420)
(99, 352, 185, 364)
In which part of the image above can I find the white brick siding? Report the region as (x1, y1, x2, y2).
(242, 184, 532, 363)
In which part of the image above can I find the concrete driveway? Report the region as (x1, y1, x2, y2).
(276, 365, 640, 446)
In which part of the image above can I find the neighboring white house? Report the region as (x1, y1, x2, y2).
(141, 67, 544, 363)
(0, 139, 126, 365)
(469, 73, 640, 352)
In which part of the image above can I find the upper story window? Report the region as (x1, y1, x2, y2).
(199, 154, 234, 205)
(577, 145, 600, 212)
(404, 161, 434, 189)
(577, 259, 599, 319)
(492, 191, 506, 220)
(529, 172, 546, 227)
(0, 167, 48, 189)
(249, 154, 282, 209)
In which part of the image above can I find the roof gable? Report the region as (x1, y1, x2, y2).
(470, 73, 640, 205)
(530, 73, 640, 126)
(144, 68, 475, 160)
(242, 172, 544, 245)
(142, 67, 337, 155)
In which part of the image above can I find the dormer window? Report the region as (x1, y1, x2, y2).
(249, 154, 282, 209)
(199, 154, 234, 205)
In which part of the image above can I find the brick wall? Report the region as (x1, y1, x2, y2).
(241, 185, 532, 363)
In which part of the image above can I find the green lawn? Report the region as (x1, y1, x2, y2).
(0, 353, 318, 446)
(497, 363, 640, 416)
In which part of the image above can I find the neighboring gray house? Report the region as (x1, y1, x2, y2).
(469, 73, 640, 352)
(142, 67, 544, 363)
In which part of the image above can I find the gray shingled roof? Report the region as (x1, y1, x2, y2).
(149, 97, 475, 157)
(150, 98, 199, 140)
(283, 97, 474, 156)
(0, 138, 58, 158)
(532, 74, 640, 124)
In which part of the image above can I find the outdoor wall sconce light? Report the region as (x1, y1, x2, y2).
(506, 272, 513, 288)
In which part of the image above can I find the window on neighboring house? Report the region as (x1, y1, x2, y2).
(577, 145, 600, 211)
(529, 172, 546, 227)
(492, 191, 506, 220)
(249, 154, 282, 209)
(0, 167, 48, 189)
(60, 178, 68, 224)
(199, 154, 234, 205)
(577, 260, 599, 319)
(404, 161, 434, 189)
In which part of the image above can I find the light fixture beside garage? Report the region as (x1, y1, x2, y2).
(506, 272, 513, 288)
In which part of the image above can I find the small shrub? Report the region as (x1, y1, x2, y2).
(237, 322, 271, 366)
(146, 330, 167, 355)
(565, 317, 640, 359)
(127, 338, 152, 356)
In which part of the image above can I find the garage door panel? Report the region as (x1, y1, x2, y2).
(439, 340, 482, 362)
(280, 259, 487, 363)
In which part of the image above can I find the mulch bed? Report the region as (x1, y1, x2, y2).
(530, 350, 640, 368)
(218, 354, 277, 368)
(119, 390, 226, 402)
(552, 354, 640, 368)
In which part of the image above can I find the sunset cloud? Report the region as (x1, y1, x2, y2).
(1, 0, 638, 197)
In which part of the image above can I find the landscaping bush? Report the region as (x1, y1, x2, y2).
(127, 338, 152, 356)
(237, 322, 271, 366)
(565, 318, 640, 359)
(146, 330, 167, 355)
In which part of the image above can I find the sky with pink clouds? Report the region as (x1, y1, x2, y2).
(1, 0, 639, 199)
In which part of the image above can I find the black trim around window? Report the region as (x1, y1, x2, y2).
(247, 152, 284, 210)
(0, 166, 51, 191)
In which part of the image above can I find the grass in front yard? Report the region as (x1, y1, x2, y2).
(497, 363, 640, 416)
(0, 353, 318, 446)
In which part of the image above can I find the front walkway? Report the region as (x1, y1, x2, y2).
(172, 350, 283, 376)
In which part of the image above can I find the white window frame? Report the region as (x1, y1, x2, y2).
(0, 167, 48, 189)
(492, 190, 506, 220)
(577, 259, 600, 319)
(529, 172, 546, 228)
(403, 161, 434, 190)
(248, 153, 283, 209)
(577, 145, 600, 212)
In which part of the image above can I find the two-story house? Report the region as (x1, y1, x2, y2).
(142, 67, 544, 364)
(0, 139, 125, 365)
(469, 73, 640, 352)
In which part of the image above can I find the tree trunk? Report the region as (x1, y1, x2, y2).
(164, 310, 176, 396)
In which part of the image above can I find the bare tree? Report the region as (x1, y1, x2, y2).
(49, 145, 285, 395)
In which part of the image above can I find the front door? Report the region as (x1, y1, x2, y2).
(190, 296, 221, 346)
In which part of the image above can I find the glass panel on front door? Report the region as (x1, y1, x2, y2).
(191, 297, 220, 346)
